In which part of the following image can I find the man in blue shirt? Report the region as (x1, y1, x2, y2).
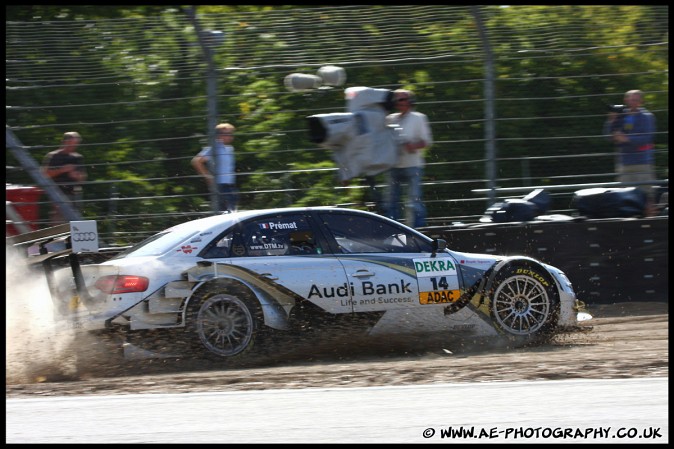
(192, 123, 238, 212)
(604, 89, 657, 216)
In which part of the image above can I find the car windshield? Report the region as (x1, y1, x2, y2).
(110, 228, 200, 259)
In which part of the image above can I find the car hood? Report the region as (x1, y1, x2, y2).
(446, 249, 504, 267)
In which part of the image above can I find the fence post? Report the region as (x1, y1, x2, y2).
(185, 6, 221, 214)
(471, 6, 497, 209)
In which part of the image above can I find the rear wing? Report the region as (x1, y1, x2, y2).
(6, 223, 72, 265)
(7, 222, 129, 301)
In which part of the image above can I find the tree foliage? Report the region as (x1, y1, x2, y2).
(6, 5, 668, 238)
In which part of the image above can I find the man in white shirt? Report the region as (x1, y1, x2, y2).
(385, 89, 433, 227)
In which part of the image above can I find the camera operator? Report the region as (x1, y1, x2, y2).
(603, 89, 657, 216)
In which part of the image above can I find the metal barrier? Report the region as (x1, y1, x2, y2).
(425, 216, 668, 304)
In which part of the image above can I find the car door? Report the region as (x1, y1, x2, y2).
(314, 210, 462, 313)
(226, 212, 354, 314)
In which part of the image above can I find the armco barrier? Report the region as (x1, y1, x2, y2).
(424, 216, 668, 304)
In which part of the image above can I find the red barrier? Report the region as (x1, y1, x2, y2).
(6, 184, 44, 236)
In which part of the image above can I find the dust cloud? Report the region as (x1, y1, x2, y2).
(5, 246, 78, 383)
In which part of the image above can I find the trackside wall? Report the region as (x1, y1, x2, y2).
(424, 217, 668, 304)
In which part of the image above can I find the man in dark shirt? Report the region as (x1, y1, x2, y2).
(41, 131, 87, 223)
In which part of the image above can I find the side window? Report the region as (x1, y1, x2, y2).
(200, 232, 234, 259)
(319, 212, 428, 253)
(288, 230, 320, 255)
(238, 214, 317, 257)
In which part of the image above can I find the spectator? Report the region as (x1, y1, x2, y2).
(385, 89, 433, 227)
(192, 123, 238, 213)
(603, 89, 657, 216)
(41, 131, 87, 223)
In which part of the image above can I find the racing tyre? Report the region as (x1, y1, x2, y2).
(490, 264, 560, 346)
(185, 290, 263, 362)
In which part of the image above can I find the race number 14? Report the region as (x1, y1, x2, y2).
(419, 276, 460, 304)
(430, 277, 449, 290)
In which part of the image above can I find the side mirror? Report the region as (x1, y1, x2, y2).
(431, 238, 447, 257)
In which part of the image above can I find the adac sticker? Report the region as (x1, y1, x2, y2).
(419, 289, 461, 304)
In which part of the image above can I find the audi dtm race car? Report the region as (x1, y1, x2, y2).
(21, 206, 591, 362)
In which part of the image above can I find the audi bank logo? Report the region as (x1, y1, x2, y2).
(72, 232, 97, 242)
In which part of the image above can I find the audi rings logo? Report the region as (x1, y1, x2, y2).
(72, 232, 97, 242)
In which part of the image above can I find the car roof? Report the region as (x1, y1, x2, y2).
(164, 206, 375, 233)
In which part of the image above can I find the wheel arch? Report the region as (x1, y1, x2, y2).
(184, 277, 290, 330)
(483, 256, 559, 299)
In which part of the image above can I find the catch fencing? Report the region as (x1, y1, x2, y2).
(6, 5, 669, 244)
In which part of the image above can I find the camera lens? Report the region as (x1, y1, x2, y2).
(607, 104, 625, 113)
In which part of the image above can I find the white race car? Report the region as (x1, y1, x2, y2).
(41, 206, 590, 361)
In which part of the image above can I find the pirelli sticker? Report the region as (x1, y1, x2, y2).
(414, 258, 461, 305)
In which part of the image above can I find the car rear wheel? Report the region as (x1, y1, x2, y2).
(185, 291, 262, 360)
(490, 264, 559, 345)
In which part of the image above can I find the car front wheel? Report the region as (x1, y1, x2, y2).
(490, 264, 560, 345)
